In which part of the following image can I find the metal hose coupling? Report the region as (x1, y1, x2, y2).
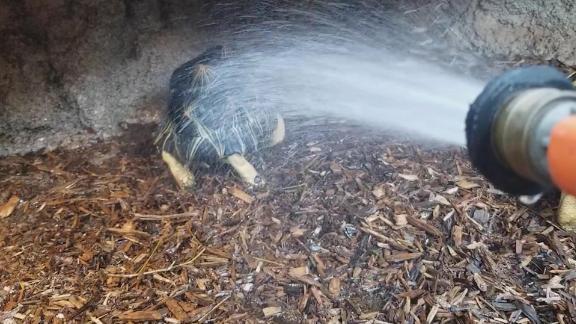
(493, 88, 576, 195)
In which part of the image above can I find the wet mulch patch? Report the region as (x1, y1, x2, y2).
(1, 121, 575, 323)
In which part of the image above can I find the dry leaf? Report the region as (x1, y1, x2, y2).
(0, 196, 19, 218)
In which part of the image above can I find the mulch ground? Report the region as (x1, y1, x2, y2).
(1, 120, 575, 324)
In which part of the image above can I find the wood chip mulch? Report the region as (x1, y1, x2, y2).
(1, 121, 575, 323)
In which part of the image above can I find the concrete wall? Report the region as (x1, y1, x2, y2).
(1, 0, 575, 156)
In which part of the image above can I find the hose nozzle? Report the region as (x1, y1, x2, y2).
(466, 65, 576, 196)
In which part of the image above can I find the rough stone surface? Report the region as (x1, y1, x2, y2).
(0, 0, 207, 156)
(1, 0, 575, 156)
(441, 0, 576, 65)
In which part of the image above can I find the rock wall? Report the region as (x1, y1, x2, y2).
(0, 0, 207, 156)
(1, 0, 575, 156)
(442, 0, 576, 65)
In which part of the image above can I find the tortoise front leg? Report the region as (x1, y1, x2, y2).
(162, 150, 195, 190)
(226, 153, 264, 187)
(558, 193, 576, 231)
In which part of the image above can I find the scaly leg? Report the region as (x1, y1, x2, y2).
(162, 150, 195, 190)
(269, 114, 286, 147)
(558, 193, 576, 231)
(226, 153, 264, 186)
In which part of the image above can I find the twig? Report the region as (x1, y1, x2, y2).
(197, 295, 231, 322)
(134, 212, 199, 221)
(137, 237, 164, 274)
(251, 257, 286, 267)
(107, 247, 207, 278)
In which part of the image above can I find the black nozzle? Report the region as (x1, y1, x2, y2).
(465, 65, 573, 195)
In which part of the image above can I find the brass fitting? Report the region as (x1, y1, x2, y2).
(492, 88, 576, 191)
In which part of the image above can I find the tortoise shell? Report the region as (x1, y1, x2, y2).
(156, 46, 280, 168)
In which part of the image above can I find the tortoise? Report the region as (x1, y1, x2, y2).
(155, 45, 286, 189)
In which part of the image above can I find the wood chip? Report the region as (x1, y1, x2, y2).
(289, 274, 322, 287)
(329, 161, 343, 174)
(312, 254, 326, 277)
(406, 215, 442, 237)
(310, 286, 324, 306)
(359, 312, 379, 320)
(3, 108, 576, 322)
(372, 185, 386, 198)
(262, 307, 282, 318)
(290, 226, 306, 237)
(395, 214, 408, 226)
(165, 298, 188, 321)
(426, 305, 439, 324)
(229, 187, 255, 204)
(359, 226, 412, 251)
(0, 196, 19, 218)
(473, 273, 488, 292)
(329, 277, 341, 297)
(456, 179, 480, 189)
(289, 266, 309, 277)
(433, 194, 451, 206)
(396, 289, 426, 299)
(385, 252, 422, 263)
(298, 292, 309, 312)
(399, 174, 419, 181)
(117, 310, 162, 321)
(452, 225, 463, 246)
